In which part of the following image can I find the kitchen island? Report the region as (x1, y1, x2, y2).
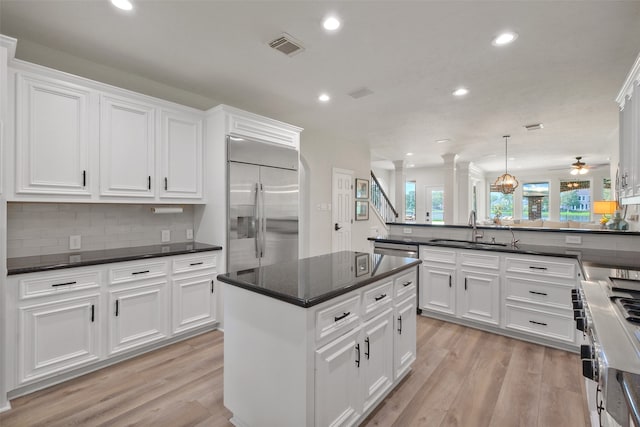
(217, 251, 421, 427)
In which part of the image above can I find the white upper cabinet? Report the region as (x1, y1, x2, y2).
(160, 110, 203, 199)
(7, 59, 205, 203)
(616, 52, 640, 204)
(100, 95, 155, 198)
(15, 73, 93, 196)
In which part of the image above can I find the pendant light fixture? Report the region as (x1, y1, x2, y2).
(494, 135, 519, 194)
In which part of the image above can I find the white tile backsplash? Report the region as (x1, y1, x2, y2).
(7, 202, 195, 258)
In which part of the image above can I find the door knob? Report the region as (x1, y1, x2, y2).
(335, 223, 342, 231)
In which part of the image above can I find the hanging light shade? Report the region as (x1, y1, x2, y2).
(494, 135, 519, 194)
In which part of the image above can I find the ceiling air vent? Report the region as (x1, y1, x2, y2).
(348, 87, 374, 99)
(524, 123, 544, 131)
(269, 33, 304, 57)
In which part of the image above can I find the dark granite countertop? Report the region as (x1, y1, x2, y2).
(386, 222, 640, 236)
(217, 251, 421, 308)
(7, 242, 222, 275)
(370, 235, 640, 271)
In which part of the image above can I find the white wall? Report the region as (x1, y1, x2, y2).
(301, 130, 372, 255)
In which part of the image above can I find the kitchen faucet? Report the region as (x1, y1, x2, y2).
(468, 210, 484, 242)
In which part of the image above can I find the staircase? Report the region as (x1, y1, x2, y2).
(370, 171, 398, 226)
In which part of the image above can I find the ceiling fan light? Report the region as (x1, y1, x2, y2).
(579, 168, 588, 175)
(570, 169, 579, 175)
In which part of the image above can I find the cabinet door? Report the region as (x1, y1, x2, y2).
(19, 294, 100, 383)
(108, 281, 169, 355)
(420, 265, 455, 315)
(15, 74, 92, 196)
(172, 273, 216, 334)
(315, 326, 362, 427)
(100, 95, 155, 198)
(361, 308, 394, 413)
(458, 270, 500, 326)
(394, 295, 416, 380)
(160, 110, 203, 199)
(632, 81, 640, 197)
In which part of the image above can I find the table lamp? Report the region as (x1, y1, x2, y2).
(593, 200, 617, 228)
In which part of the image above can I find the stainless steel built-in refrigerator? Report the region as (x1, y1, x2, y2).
(227, 136, 299, 273)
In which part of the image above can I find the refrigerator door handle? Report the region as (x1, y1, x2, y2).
(260, 183, 266, 258)
(254, 183, 261, 259)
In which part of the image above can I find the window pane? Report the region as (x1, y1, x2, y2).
(489, 186, 513, 219)
(522, 182, 549, 220)
(602, 178, 611, 200)
(405, 181, 416, 221)
(431, 189, 444, 223)
(560, 180, 591, 222)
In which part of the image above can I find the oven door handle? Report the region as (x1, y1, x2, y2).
(619, 372, 640, 427)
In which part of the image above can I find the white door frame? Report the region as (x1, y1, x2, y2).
(424, 185, 444, 224)
(332, 168, 354, 253)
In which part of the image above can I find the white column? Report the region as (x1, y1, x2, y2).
(393, 160, 405, 221)
(456, 160, 470, 225)
(442, 154, 458, 225)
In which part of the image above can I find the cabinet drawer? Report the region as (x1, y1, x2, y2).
(172, 254, 216, 274)
(420, 247, 456, 265)
(504, 304, 575, 343)
(19, 270, 101, 299)
(394, 270, 417, 300)
(316, 295, 360, 343)
(505, 256, 577, 280)
(362, 280, 393, 319)
(459, 251, 500, 270)
(109, 260, 168, 284)
(505, 276, 573, 310)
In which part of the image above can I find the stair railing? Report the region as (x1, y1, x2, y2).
(370, 171, 399, 223)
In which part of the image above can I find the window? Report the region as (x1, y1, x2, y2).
(522, 182, 549, 220)
(603, 178, 611, 200)
(405, 180, 416, 221)
(489, 185, 513, 219)
(560, 180, 591, 222)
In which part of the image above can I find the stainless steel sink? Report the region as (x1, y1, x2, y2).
(429, 238, 508, 248)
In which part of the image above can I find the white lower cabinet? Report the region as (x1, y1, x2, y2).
(6, 251, 219, 393)
(315, 326, 363, 427)
(19, 293, 100, 383)
(108, 281, 169, 355)
(419, 245, 580, 349)
(223, 265, 419, 427)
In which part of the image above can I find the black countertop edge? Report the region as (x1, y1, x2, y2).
(386, 222, 640, 236)
(7, 242, 223, 276)
(217, 259, 422, 308)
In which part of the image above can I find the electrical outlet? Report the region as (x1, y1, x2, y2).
(565, 235, 582, 245)
(186, 229, 193, 240)
(161, 230, 171, 242)
(403, 228, 413, 234)
(69, 235, 81, 250)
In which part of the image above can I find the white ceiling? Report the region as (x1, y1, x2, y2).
(2, 1, 640, 174)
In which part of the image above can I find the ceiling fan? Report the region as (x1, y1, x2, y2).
(570, 156, 589, 175)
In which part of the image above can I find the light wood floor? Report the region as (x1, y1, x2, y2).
(0, 316, 589, 427)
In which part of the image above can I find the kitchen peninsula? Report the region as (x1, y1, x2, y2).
(217, 251, 421, 427)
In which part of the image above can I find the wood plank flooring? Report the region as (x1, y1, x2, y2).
(0, 316, 589, 427)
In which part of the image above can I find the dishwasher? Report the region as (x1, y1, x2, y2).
(373, 241, 421, 314)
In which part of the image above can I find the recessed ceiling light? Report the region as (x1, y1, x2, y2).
(453, 87, 469, 97)
(509, 157, 515, 161)
(407, 164, 415, 168)
(492, 32, 518, 46)
(323, 16, 341, 31)
(111, 0, 133, 11)
(318, 93, 330, 102)
(406, 152, 413, 156)
(435, 139, 450, 144)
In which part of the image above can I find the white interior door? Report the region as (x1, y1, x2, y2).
(332, 168, 353, 253)
(424, 186, 444, 224)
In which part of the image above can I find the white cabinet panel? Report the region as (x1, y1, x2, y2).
(315, 326, 362, 427)
(420, 265, 455, 315)
(160, 110, 203, 199)
(108, 281, 169, 355)
(172, 274, 216, 334)
(458, 270, 500, 326)
(100, 95, 155, 198)
(394, 295, 416, 380)
(15, 73, 92, 196)
(361, 308, 394, 413)
(19, 294, 100, 382)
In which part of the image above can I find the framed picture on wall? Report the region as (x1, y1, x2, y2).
(355, 200, 369, 221)
(355, 178, 369, 199)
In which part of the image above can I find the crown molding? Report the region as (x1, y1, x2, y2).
(0, 34, 17, 60)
